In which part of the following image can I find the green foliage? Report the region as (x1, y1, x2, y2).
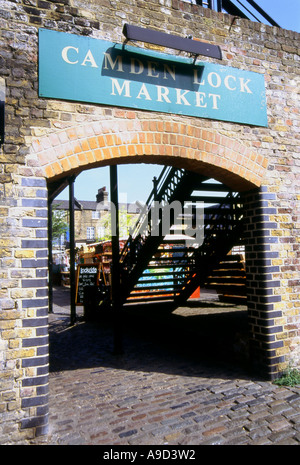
(273, 367, 300, 387)
(52, 208, 68, 239)
(96, 208, 137, 241)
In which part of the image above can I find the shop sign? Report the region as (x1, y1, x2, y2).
(39, 29, 268, 127)
(75, 263, 100, 305)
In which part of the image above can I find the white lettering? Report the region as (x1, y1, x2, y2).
(176, 88, 191, 106)
(103, 53, 124, 72)
(207, 72, 221, 88)
(147, 61, 159, 78)
(130, 58, 144, 75)
(193, 69, 205, 85)
(137, 83, 152, 100)
(195, 91, 207, 108)
(103, 449, 138, 462)
(156, 86, 171, 103)
(111, 78, 131, 97)
(61, 46, 79, 64)
(224, 75, 236, 91)
(81, 50, 98, 68)
(209, 93, 221, 109)
(163, 64, 176, 81)
(80, 267, 98, 274)
(240, 78, 252, 93)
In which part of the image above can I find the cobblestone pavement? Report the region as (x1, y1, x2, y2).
(29, 286, 300, 446)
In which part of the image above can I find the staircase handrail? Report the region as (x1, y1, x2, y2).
(120, 166, 185, 263)
(203, 190, 242, 238)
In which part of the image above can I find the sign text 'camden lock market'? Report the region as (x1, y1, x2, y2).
(39, 29, 268, 127)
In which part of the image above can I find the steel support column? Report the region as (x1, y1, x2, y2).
(69, 175, 76, 326)
(110, 165, 123, 354)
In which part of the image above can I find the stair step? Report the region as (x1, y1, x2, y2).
(128, 292, 179, 299)
(133, 285, 184, 291)
(195, 184, 234, 192)
(145, 264, 196, 270)
(209, 263, 245, 270)
(208, 269, 245, 276)
(206, 284, 247, 293)
(206, 277, 246, 284)
(205, 206, 243, 214)
(126, 295, 175, 303)
(135, 278, 187, 285)
(191, 195, 241, 204)
(141, 270, 193, 276)
(157, 246, 196, 252)
(204, 217, 242, 223)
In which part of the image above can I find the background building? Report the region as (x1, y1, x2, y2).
(52, 187, 141, 246)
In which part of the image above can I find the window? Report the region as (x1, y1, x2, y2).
(92, 210, 100, 219)
(97, 226, 106, 239)
(87, 227, 95, 240)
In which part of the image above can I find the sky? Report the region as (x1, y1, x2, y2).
(56, 0, 299, 204)
(238, 0, 300, 32)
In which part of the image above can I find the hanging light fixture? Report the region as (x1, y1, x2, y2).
(122, 24, 222, 60)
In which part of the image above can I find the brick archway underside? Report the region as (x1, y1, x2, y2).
(29, 117, 268, 192)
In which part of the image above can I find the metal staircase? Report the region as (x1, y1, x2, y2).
(119, 166, 245, 306)
(119, 166, 206, 297)
(194, 0, 280, 28)
(205, 254, 247, 303)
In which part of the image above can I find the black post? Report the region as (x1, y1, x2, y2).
(48, 198, 53, 314)
(216, 0, 223, 13)
(69, 175, 76, 326)
(110, 165, 123, 354)
(153, 176, 158, 201)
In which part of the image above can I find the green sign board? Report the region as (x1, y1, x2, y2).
(38, 29, 268, 127)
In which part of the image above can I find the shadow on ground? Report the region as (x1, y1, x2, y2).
(49, 286, 256, 382)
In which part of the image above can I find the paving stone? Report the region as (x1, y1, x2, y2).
(268, 429, 299, 444)
(267, 418, 291, 432)
(198, 435, 225, 445)
(243, 418, 269, 431)
(24, 293, 300, 446)
(249, 425, 272, 440)
(251, 437, 273, 445)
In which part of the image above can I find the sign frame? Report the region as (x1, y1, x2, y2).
(75, 263, 101, 305)
(38, 28, 268, 127)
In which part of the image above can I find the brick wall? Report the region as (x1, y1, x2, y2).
(0, 0, 299, 442)
(242, 188, 298, 379)
(30, 118, 267, 190)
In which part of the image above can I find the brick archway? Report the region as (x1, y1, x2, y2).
(23, 114, 283, 387)
(28, 116, 268, 191)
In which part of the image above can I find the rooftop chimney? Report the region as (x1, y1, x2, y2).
(96, 187, 108, 204)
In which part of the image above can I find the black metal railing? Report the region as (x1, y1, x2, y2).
(194, 0, 280, 27)
(119, 164, 245, 304)
(119, 166, 184, 264)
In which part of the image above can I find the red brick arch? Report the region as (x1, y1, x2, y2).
(29, 116, 268, 191)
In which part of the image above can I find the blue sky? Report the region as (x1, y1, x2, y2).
(241, 0, 300, 32)
(56, 0, 299, 204)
